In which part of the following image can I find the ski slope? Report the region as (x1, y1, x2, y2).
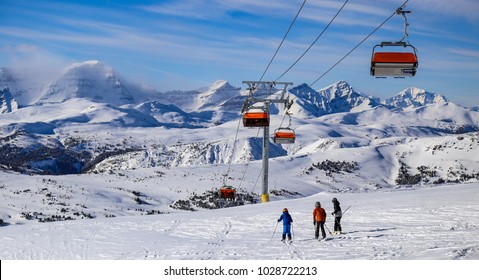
(1, 182, 478, 260)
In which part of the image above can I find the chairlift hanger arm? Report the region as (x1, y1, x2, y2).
(395, 6, 411, 42)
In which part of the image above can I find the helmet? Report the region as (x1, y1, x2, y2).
(283, 208, 288, 212)
(332, 198, 338, 203)
(315, 201, 321, 207)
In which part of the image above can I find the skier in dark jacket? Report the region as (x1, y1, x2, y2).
(331, 198, 342, 234)
(277, 208, 293, 241)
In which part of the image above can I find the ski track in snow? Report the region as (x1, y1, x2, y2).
(1, 183, 478, 260)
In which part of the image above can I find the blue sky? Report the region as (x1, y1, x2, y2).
(1, 0, 478, 105)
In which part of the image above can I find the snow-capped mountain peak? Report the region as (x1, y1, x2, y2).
(288, 80, 379, 118)
(67, 60, 103, 69)
(194, 80, 241, 111)
(36, 60, 134, 105)
(155, 80, 242, 112)
(318, 80, 380, 113)
(318, 80, 355, 100)
(385, 87, 448, 110)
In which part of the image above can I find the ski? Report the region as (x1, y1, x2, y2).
(319, 237, 334, 242)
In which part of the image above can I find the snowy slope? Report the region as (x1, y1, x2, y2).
(0, 98, 160, 128)
(1, 178, 478, 260)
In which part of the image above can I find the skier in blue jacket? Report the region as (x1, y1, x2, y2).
(277, 208, 293, 241)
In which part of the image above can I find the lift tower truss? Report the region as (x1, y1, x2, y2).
(241, 81, 293, 203)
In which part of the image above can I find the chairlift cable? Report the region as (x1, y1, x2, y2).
(278, 99, 292, 129)
(310, 0, 411, 87)
(223, 116, 243, 186)
(251, 168, 263, 194)
(258, 0, 308, 82)
(238, 127, 262, 189)
(274, 0, 350, 82)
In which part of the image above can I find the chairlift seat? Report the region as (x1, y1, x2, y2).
(219, 186, 236, 200)
(273, 129, 295, 144)
(371, 52, 418, 77)
(243, 112, 270, 127)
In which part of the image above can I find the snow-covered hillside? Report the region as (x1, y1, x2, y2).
(1, 179, 478, 260)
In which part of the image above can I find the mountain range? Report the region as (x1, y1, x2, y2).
(0, 60, 478, 176)
(1, 60, 454, 116)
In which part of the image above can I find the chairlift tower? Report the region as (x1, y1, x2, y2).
(241, 81, 293, 203)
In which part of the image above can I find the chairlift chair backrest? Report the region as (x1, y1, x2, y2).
(219, 185, 236, 200)
(273, 128, 295, 144)
(243, 111, 270, 127)
(370, 42, 418, 78)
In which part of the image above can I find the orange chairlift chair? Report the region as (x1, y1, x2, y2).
(243, 109, 270, 127)
(371, 6, 418, 78)
(370, 41, 418, 78)
(273, 127, 296, 144)
(219, 185, 236, 200)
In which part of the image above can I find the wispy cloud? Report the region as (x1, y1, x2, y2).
(447, 48, 479, 59)
(413, 0, 479, 22)
(139, 0, 221, 20)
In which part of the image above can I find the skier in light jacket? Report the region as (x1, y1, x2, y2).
(331, 198, 342, 234)
(277, 208, 293, 241)
(313, 202, 326, 239)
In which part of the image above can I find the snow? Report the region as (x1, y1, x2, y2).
(0, 181, 478, 260)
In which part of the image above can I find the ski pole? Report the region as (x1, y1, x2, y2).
(342, 205, 352, 216)
(291, 223, 295, 240)
(325, 223, 333, 237)
(271, 222, 279, 241)
(342, 200, 356, 216)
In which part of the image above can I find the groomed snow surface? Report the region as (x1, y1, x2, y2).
(1, 182, 478, 260)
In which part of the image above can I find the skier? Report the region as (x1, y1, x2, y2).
(277, 208, 293, 242)
(313, 202, 326, 239)
(331, 198, 342, 234)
